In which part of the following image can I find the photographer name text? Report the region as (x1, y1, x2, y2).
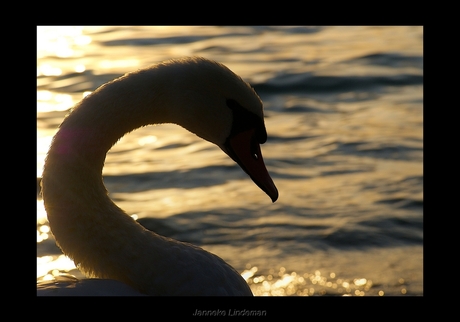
(193, 309, 267, 317)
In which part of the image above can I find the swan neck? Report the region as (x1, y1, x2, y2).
(43, 67, 173, 197)
(41, 69, 170, 281)
(39, 58, 260, 295)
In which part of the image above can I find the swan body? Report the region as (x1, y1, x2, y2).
(37, 276, 146, 296)
(38, 57, 278, 296)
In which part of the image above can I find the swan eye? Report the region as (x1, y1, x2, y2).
(226, 98, 266, 144)
(226, 99, 240, 110)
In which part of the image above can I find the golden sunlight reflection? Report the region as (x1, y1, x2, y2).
(74, 64, 86, 73)
(37, 200, 49, 243)
(37, 90, 74, 112)
(83, 91, 92, 98)
(37, 136, 52, 177)
(37, 63, 62, 76)
(37, 200, 47, 223)
(138, 135, 158, 146)
(98, 59, 140, 70)
(243, 266, 377, 296)
(37, 26, 91, 59)
(37, 255, 77, 280)
(37, 26, 92, 80)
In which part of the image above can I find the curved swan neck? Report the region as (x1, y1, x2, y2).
(41, 68, 175, 280)
(40, 58, 265, 295)
(43, 66, 180, 197)
(57, 68, 171, 149)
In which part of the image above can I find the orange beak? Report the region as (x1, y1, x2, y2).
(222, 129, 278, 202)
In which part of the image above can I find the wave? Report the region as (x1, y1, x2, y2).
(254, 72, 423, 95)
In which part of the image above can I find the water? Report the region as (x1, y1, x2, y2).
(36, 26, 423, 296)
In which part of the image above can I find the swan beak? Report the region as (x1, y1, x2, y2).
(222, 129, 278, 202)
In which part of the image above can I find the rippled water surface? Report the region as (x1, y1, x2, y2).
(37, 26, 423, 296)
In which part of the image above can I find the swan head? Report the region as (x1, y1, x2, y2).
(152, 57, 278, 202)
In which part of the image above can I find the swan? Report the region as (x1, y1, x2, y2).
(37, 57, 278, 296)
